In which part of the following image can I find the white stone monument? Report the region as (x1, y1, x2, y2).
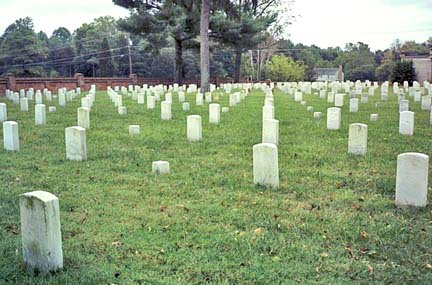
(19, 191, 63, 274)
(35, 104, 46, 125)
(262, 119, 279, 145)
(348, 123, 368, 155)
(253, 143, 279, 189)
(65, 126, 87, 161)
(187, 115, 202, 142)
(395, 152, 429, 207)
(3, 121, 19, 151)
(77, 107, 90, 129)
(209, 103, 220, 124)
(327, 107, 341, 130)
(399, 111, 414, 135)
(152, 161, 170, 174)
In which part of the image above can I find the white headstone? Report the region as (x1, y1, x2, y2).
(313, 112, 322, 119)
(395, 152, 429, 207)
(3, 121, 19, 151)
(370, 114, 378, 121)
(77, 107, 90, 129)
(147, 96, 155, 109)
(334, 93, 344, 107)
(187, 115, 202, 142)
(209, 103, 220, 124)
(152, 161, 170, 174)
(20, 98, 29, 112)
(58, 93, 66, 107)
(129, 125, 140, 135)
(196, 93, 204, 105)
(399, 100, 409, 112)
(137, 93, 145, 104)
(65, 126, 87, 161)
(399, 111, 414, 136)
(48, 106, 56, 113)
(262, 106, 275, 121)
(35, 104, 46, 125)
(19, 191, 63, 273)
(0, 103, 7, 122)
(118, 106, 127, 115)
(349, 98, 359, 113)
(262, 119, 279, 145)
(253, 143, 279, 189)
(222, 107, 229, 113)
(348, 123, 368, 155)
(182, 102, 190, 111)
(421, 96, 431, 110)
(327, 107, 341, 130)
(161, 101, 172, 120)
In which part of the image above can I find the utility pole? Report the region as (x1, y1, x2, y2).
(128, 38, 133, 76)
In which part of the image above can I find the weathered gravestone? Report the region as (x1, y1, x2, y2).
(187, 115, 202, 142)
(348, 123, 368, 155)
(253, 143, 279, 189)
(19, 191, 63, 274)
(65, 126, 87, 161)
(395, 152, 429, 207)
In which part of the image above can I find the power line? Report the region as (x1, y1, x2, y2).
(0, 31, 129, 60)
(0, 46, 131, 70)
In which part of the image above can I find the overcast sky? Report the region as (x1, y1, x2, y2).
(0, 0, 431, 51)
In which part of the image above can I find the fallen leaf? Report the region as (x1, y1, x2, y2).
(112, 241, 122, 247)
(254, 227, 265, 235)
(361, 231, 368, 240)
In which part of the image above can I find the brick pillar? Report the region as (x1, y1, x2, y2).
(74, 73, 84, 88)
(6, 74, 16, 91)
(129, 73, 137, 85)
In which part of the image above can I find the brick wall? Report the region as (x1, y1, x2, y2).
(0, 74, 246, 95)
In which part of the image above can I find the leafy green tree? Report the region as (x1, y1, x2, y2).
(0, 17, 49, 76)
(98, 37, 115, 77)
(336, 42, 376, 81)
(49, 27, 75, 76)
(391, 61, 416, 85)
(265, 54, 305, 81)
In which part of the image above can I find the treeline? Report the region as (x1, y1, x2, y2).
(0, 6, 430, 83)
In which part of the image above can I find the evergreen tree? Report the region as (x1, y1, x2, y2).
(391, 61, 416, 85)
(113, 0, 200, 84)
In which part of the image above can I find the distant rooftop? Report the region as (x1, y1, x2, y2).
(314, 68, 339, 75)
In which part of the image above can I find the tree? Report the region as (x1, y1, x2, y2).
(98, 37, 115, 77)
(336, 42, 376, 81)
(49, 27, 75, 76)
(210, 0, 283, 82)
(200, 0, 210, 92)
(114, 0, 200, 84)
(391, 61, 416, 85)
(0, 17, 49, 76)
(265, 54, 305, 81)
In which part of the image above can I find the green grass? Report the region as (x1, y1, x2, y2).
(1, 87, 432, 284)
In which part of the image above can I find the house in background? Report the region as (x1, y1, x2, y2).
(313, 65, 344, 82)
(401, 49, 432, 83)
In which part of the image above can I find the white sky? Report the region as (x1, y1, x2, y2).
(0, 0, 431, 51)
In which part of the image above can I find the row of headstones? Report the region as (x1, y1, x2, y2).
(106, 85, 246, 118)
(253, 142, 429, 207)
(0, 87, 94, 150)
(255, 92, 429, 207)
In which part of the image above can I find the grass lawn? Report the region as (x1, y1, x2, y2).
(1, 86, 432, 284)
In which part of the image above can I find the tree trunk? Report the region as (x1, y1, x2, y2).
(234, 49, 242, 83)
(200, 0, 210, 93)
(174, 39, 183, 85)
